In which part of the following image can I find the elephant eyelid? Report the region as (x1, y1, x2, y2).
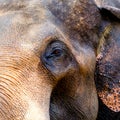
(44, 40, 66, 58)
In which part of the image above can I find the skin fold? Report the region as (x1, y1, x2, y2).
(0, 0, 100, 120)
(95, 8, 120, 120)
(0, 0, 119, 120)
(95, 1, 120, 119)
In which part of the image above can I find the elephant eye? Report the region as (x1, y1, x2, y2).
(43, 40, 66, 60)
(42, 40, 72, 67)
(41, 40, 75, 77)
(46, 48, 63, 59)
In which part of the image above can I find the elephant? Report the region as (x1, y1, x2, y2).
(49, 1, 120, 120)
(0, 0, 119, 120)
(94, 0, 120, 120)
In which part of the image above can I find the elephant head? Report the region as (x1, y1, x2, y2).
(0, 0, 119, 120)
(48, 0, 120, 120)
(0, 0, 100, 120)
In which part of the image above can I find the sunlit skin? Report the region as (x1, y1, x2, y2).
(1, 0, 119, 120)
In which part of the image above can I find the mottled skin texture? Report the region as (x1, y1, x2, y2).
(0, 0, 119, 120)
(0, 0, 100, 120)
(95, 8, 120, 120)
(95, 1, 120, 119)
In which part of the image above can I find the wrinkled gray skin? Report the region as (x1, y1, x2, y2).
(95, 0, 120, 113)
(0, 0, 119, 120)
(0, 0, 101, 120)
(94, 0, 120, 119)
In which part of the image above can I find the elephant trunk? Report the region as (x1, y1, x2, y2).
(0, 48, 53, 120)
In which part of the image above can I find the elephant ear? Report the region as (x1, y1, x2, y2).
(95, 0, 120, 19)
(94, 0, 120, 112)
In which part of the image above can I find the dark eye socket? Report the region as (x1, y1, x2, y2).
(43, 40, 67, 60)
(51, 48, 63, 57)
(46, 48, 63, 59)
(42, 40, 75, 73)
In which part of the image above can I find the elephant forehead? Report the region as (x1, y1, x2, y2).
(0, 7, 58, 49)
(48, 0, 101, 31)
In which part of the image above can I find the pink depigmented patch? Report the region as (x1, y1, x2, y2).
(98, 87, 120, 112)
